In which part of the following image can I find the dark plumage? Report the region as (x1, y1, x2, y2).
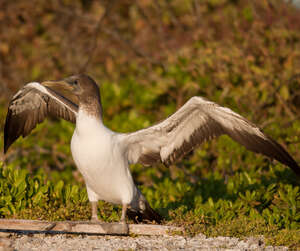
(4, 84, 78, 153)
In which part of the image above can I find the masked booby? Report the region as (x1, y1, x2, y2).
(4, 74, 300, 224)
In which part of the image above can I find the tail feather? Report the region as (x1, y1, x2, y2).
(128, 188, 163, 224)
(127, 200, 162, 223)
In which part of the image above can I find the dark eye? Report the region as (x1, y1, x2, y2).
(73, 80, 78, 85)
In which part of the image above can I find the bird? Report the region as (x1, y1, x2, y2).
(3, 74, 300, 224)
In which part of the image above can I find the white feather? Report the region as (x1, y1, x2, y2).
(71, 109, 136, 205)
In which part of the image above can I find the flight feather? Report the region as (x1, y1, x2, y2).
(4, 82, 78, 153)
(124, 96, 300, 175)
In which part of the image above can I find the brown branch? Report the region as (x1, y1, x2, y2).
(164, 0, 184, 31)
(276, 92, 296, 119)
(102, 27, 166, 71)
(54, 2, 98, 25)
(79, 0, 116, 72)
(52, 1, 166, 72)
(192, 0, 201, 26)
(135, 1, 157, 34)
(0, 43, 13, 96)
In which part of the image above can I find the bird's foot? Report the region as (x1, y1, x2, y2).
(120, 219, 127, 225)
(118, 220, 129, 233)
(90, 201, 101, 223)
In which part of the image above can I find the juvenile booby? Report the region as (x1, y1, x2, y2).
(4, 74, 300, 224)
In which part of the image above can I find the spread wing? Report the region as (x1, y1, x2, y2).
(123, 96, 300, 176)
(4, 82, 78, 153)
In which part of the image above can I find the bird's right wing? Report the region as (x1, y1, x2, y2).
(122, 96, 300, 176)
(4, 82, 78, 153)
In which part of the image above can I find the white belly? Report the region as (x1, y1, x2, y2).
(70, 112, 135, 205)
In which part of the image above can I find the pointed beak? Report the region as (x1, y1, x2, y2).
(41, 80, 79, 105)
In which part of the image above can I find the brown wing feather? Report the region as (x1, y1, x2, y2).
(163, 119, 224, 165)
(228, 130, 300, 175)
(4, 84, 78, 153)
(125, 96, 300, 176)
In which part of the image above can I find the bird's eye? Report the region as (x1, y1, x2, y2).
(73, 80, 78, 85)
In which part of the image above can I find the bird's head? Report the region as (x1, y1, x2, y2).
(41, 74, 100, 105)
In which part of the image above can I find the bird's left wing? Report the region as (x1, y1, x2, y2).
(121, 96, 300, 176)
(4, 82, 78, 153)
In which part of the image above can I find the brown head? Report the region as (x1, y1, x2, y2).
(42, 74, 102, 118)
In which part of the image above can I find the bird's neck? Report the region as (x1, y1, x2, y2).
(75, 108, 107, 137)
(78, 94, 103, 120)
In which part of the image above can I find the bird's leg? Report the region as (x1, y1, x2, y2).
(90, 201, 99, 222)
(86, 186, 101, 222)
(121, 204, 128, 223)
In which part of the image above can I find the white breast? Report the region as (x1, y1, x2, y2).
(71, 110, 136, 205)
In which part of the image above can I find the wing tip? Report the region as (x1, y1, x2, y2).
(3, 137, 11, 154)
(267, 137, 300, 177)
(3, 133, 12, 154)
(286, 161, 300, 177)
(4, 111, 12, 154)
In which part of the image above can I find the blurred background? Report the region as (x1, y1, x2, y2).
(1, 0, 300, 96)
(0, 0, 299, 244)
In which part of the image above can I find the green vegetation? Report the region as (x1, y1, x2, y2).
(0, 0, 299, 249)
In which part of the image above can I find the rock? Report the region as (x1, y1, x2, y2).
(0, 238, 13, 251)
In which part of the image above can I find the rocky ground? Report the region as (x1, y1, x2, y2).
(0, 233, 289, 251)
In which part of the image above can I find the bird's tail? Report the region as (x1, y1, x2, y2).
(127, 189, 162, 224)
